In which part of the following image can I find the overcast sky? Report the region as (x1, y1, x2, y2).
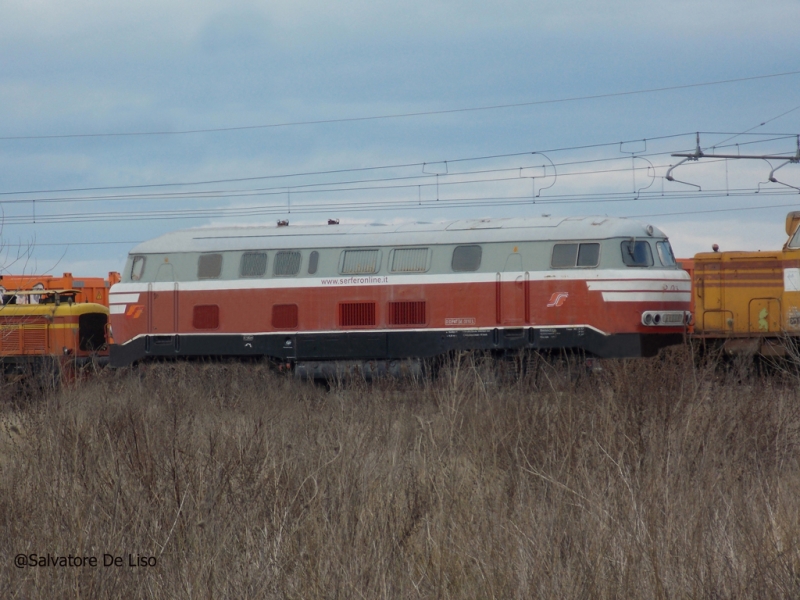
(1, 0, 799, 277)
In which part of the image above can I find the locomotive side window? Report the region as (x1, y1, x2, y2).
(621, 240, 654, 267)
(551, 243, 599, 268)
(577, 243, 600, 267)
(308, 251, 319, 274)
(551, 244, 577, 268)
(240, 252, 267, 277)
(274, 251, 302, 276)
(452, 245, 482, 272)
(198, 253, 223, 279)
(656, 241, 676, 267)
(131, 256, 146, 281)
(341, 249, 381, 274)
(391, 248, 429, 273)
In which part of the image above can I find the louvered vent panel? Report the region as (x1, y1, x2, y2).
(23, 326, 47, 352)
(342, 250, 380, 274)
(240, 252, 267, 277)
(273, 251, 302, 276)
(339, 302, 376, 327)
(391, 248, 428, 272)
(272, 304, 299, 329)
(389, 301, 426, 326)
(1, 328, 21, 353)
(193, 305, 219, 329)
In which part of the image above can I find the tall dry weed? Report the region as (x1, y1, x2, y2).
(0, 351, 799, 598)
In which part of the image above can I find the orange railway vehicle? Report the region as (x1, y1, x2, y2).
(686, 211, 800, 356)
(0, 271, 120, 306)
(0, 290, 110, 379)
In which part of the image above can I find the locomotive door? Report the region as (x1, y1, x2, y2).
(499, 253, 526, 325)
(149, 264, 178, 333)
(698, 260, 726, 331)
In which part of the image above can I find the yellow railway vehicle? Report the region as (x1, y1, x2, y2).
(0, 290, 109, 379)
(690, 211, 800, 356)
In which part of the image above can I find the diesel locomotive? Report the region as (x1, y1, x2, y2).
(108, 216, 691, 371)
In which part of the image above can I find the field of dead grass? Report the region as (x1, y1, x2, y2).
(1, 349, 800, 598)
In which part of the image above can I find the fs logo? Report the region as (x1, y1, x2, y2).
(547, 292, 569, 307)
(125, 304, 144, 319)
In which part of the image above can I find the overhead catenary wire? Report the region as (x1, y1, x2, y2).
(2, 70, 799, 141)
(0, 132, 796, 202)
(1, 129, 798, 251)
(2, 186, 798, 226)
(0, 133, 697, 196)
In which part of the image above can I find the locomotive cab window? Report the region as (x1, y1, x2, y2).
(656, 241, 676, 267)
(240, 252, 267, 277)
(341, 249, 381, 274)
(130, 256, 146, 281)
(79, 313, 108, 352)
(551, 243, 600, 268)
(790, 227, 800, 248)
(621, 240, 654, 267)
(452, 245, 482, 272)
(198, 253, 223, 279)
(274, 251, 302, 276)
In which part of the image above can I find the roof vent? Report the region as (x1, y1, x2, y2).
(277, 220, 289, 227)
(328, 219, 339, 225)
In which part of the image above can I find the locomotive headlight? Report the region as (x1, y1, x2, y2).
(653, 313, 661, 324)
(644, 313, 653, 325)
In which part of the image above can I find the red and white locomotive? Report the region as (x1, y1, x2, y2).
(109, 216, 691, 370)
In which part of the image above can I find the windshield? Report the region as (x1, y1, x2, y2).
(656, 241, 676, 266)
(790, 227, 800, 248)
(621, 240, 653, 267)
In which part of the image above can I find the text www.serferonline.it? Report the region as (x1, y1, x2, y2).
(320, 276, 389, 285)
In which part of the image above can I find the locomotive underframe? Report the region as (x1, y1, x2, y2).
(110, 326, 684, 367)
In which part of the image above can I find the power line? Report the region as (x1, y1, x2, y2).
(633, 201, 800, 219)
(3, 131, 794, 199)
(2, 187, 797, 226)
(0, 133, 695, 196)
(2, 71, 799, 141)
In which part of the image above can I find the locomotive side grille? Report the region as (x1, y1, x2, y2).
(193, 305, 220, 329)
(0, 317, 48, 354)
(272, 304, 299, 329)
(1, 328, 22, 353)
(388, 301, 426, 326)
(240, 252, 267, 277)
(23, 326, 47, 352)
(339, 302, 376, 327)
(273, 251, 302, 276)
(342, 250, 380, 274)
(391, 248, 428, 272)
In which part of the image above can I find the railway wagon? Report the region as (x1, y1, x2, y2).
(109, 216, 691, 370)
(0, 271, 120, 306)
(0, 290, 110, 378)
(689, 211, 800, 356)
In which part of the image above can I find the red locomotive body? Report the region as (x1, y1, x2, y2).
(109, 217, 691, 368)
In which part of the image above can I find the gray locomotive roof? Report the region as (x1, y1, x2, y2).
(130, 216, 667, 254)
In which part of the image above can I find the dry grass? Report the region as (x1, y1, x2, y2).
(1, 349, 800, 598)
